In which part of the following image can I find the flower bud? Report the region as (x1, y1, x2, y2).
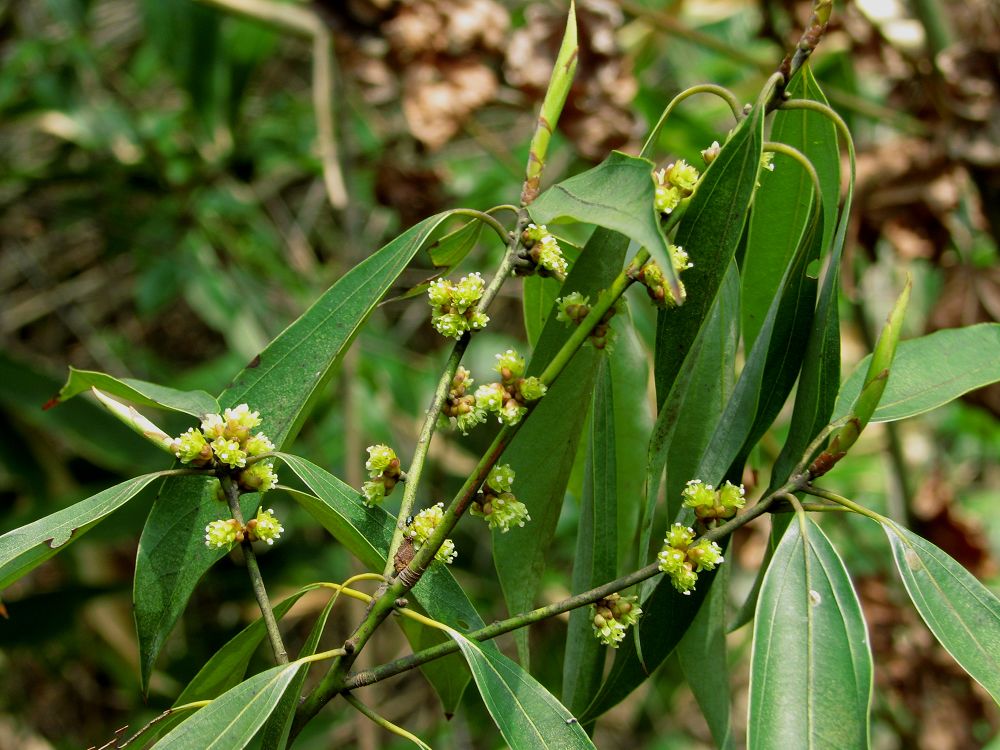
(238, 460, 278, 493)
(223, 404, 261, 443)
(201, 413, 227, 440)
(701, 140, 721, 164)
(487, 464, 516, 493)
(556, 292, 591, 326)
(517, 376, 547, 403)
(494, 349, 526, 381)
(172, 427, 212, 465)
(687, 539, 724, 572)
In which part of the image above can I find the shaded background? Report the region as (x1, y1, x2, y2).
(1, 0, 998, 747)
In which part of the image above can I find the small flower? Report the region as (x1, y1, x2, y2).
(498, 399, 527, 426)
(494, 349, 526, 381)
(760, 151, 775, 172)
(483, 492, 531, 533)
(238, 460, 278, 492)
(365, 444, 397, 479)
(474, 383, 505, 413)
(522, 223, 549, 244)
(435, 538, 458, 564)
(427, 278, 453, 307)
(487, 464, 515, 493)
(211, 437, 247, 468)
(591, 594, 642, 648)
(172, 427, 211, 464)
(468, 310, 490, 331)
(224, 404, 261, 442)
(718, 481, 746, 512)
(556, 292, 590, 326)
(456, 408, 487, 433)
(665, 523, 695, 549)
(669, 563, 699, 595)
(405, 503, 457, 564)
(205, 518, 240, 549)
(701, 140, 721, 165)
(687, 539, 724, 572)
(201, 413, 226, 440)
(669, 244, 693, 273)
(245, 432, 274, 457)
(535, 235, 568, 276)
(452, 273, 486, 311)
(432, 312, 466, 339)
(517, 376, 547, 403)
(653, 171, 682, 215)
(667, 159, 700, 193)
(657, 546, 688, 576)
(682, 479, 717, 511)
(362, 479, 386, 507)
(247, 507, 284, 545)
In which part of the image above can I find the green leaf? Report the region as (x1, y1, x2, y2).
(0, 353, 169, 475)
(833, 323, 1000, 424)
(748, 517, 872, 749)
(639, 263, 739, 565)
(134, 212, 461, 691)
(528, 151, 683, 298)
(741, 67, 839, 352)
(428, 218, 483, 268)
(152, 663, 304, 749)
(49, 368, 219, 419)
(143, 589, 314, 745)
(563, 360, 617, 716)
(883, 522, 1000, 701)
(653, 102, 764, 401)
(493, 226, 628, 664)
(259, 592, 337, 749)
(446, 628, 598, 749)
(0, 473, 164, 590)
(678, 554, 733, 750)
(135, 481, 262, 692)
(607, 307, 654, 571)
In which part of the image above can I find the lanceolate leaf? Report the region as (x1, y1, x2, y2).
(446, 628, 598, 749)
(0, 472, 165, 591)
(563, 360, 618, 716)
(748, 517, 872, 750)
(678, 554, 734, 750)
(259, 591, 338, 748)
(833, 323, 1000, 424)
(654, 102, 764, 401)
(741, 66, 839, 352)
(135, 211, 463, 691)
(143, 589, 314, 745)
(493, 226, 628, 665)
(49, 368, 219, 419)
(883, 522, 1000, 701)
(528, 151, 683, 297)
(152, 663, 304, 749)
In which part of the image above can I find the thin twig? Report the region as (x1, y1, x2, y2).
(220, 475, 288, 664)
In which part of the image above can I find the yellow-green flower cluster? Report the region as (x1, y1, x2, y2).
(522, 224, 568, 277)
(653, 159, 701, 215)
(473, 350, 547, 426)
(246, 507, 284, 545)
(428, 273, 490, 339)
(204, 507, 284, 550)
(439, 366, 487, 435)
(470, 464, 530, 533)
(170, 404, 278, 491)
(657, 523, 724, 595)
(592, 593, 642, 648)
(362, 444, 403, 507)
(638, 244, 693, 309)
(405, 503, 457, 564)
(681, 479, 746, 521)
